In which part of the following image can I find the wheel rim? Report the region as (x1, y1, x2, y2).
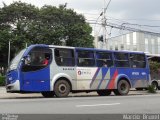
(120, 83, 127, 91)
(58, 84, 67, 94)
(119, 81, 129, 94)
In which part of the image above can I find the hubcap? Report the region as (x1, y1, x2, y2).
(120, 83, 126, 91)
(59, 84, 67, 93)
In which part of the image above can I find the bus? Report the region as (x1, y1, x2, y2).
(6, 44, 150, 97)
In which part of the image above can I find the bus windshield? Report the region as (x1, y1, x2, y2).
(9, 49, 26, 71)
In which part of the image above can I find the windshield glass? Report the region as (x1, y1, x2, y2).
(9, 49, 26, 71)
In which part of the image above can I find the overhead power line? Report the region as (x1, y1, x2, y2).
(121, 23, 160, 28)
(107, 17, 160, 22)
(89, 22, 160, 35)
(90, 0, 160, 49)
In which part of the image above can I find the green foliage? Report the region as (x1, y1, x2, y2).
(147, 85, 156, 93)
(149, 61, 160, 73)
(0, 76, 5, 86)
(0, 1, 94, 64)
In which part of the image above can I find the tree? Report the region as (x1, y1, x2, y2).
(38, 5, 94, 47)
(0, 2, 94, 65)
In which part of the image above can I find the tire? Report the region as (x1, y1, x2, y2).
(114, 80, 130, 95)
(41, 91, 54, 98)
(136, 88, 144, 91)
(152, 82, 158, 90)
(97, 90, 111, 96)
(54, 79, 71, 97)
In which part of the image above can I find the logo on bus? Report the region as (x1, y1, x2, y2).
(132, 72, 139, 75)
(141, 72, 146, 75)
(78, 71, 82, 75)
(77, 70, 92, 75)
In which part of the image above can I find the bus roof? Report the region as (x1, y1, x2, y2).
(29, 44, 145, 54)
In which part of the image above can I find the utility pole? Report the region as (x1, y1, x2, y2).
(26, 43, 28, 48)
(102, 0, 111, 49)
(8, 41, 10, 66)
(102, 0, 106, 49)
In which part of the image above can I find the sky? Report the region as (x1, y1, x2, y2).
(0, 0, 160, 37)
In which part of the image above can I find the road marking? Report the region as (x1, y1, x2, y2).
(76, 103, 120, 107)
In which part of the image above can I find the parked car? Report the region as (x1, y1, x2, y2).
(136, 80, 160, 91)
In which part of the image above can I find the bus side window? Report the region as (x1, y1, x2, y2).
(114, 52, 129, 68)
(77, 50, 95, 67)
(96, 51, 113, 67)
(130, 53, 146, 68)
(54, 48, 75, 66)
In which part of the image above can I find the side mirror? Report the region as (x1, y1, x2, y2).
(23, 55, 31, 65)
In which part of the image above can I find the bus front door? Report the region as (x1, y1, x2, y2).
(21, 65, 50, 92)
(20, 47, 52, 92)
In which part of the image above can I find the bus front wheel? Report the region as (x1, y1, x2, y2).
(41, 91, 54, 98)
(97, 90, 111, 96)
(54, 79, 71, 97)
(114, 80, 130, 95)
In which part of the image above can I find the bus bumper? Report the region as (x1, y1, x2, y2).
(6, 80, 20, 92)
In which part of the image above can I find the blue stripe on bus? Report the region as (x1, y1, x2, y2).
(90, 67, 101, 88)
(97, 68, 109, 89)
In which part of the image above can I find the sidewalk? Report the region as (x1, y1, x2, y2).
(0, 87, 42, 99)
(0, 87, 159, 99)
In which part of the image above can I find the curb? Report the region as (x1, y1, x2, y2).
(0, 87, 159, 99)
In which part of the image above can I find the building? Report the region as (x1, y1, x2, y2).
(107, 32, 160, 54)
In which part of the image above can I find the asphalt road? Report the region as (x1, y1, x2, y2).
(0, 93, 160, 114)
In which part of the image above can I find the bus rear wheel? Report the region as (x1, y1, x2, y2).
(41, 91, 54, 98)
(97, 90, 111, 96)
(54, 79, 71, 98)
(114, 80, 130, 95)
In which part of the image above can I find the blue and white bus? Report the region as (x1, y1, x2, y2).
(6, 44, 150, 97)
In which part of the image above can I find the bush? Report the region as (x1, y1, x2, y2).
(147, 85, 156, 93)
(0, 76, 5, 86)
